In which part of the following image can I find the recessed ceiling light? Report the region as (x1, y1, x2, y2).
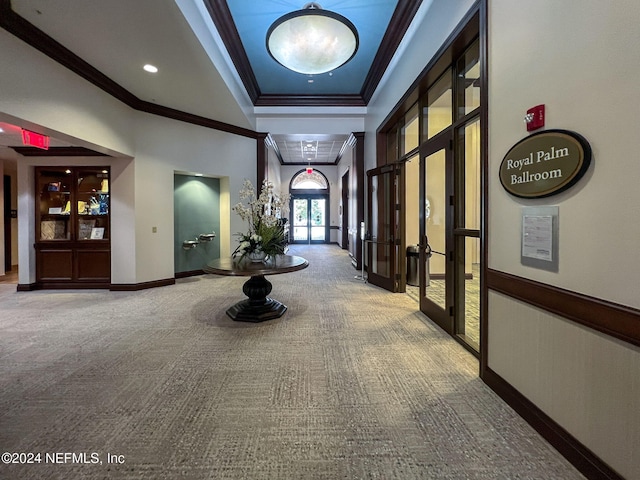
(0, 127, 4, 133)
(195, 173, 203, 177)
(143, 64, 158, 73)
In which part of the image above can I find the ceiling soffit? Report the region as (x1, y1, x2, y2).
(0, 0, 258, 139)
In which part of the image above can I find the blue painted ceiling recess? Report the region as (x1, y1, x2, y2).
(226, 0, 398, 96)
(203, 0, 424, 106)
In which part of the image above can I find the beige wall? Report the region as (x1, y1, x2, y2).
(488, 1, 640, 478)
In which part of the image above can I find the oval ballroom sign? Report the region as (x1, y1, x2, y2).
(499, 129, 592, 198)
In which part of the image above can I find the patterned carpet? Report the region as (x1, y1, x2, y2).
(0, 245, 583, 479)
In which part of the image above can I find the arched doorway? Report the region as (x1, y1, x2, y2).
(289, 169, 329, 244)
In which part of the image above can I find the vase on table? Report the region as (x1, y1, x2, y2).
(248, 250, 267, 263)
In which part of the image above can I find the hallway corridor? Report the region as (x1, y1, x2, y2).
(0, 245, 583, 479)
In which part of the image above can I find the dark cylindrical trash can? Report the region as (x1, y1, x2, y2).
(406, 245, 419, 286)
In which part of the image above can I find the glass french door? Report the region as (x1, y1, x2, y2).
(291, 196, 328, 243)
(412, 41, 481, 352)
(419, 133, 454, 332)
(366, 164, 399, 292)
(418, 121, 481, 353)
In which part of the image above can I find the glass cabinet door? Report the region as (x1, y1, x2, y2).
(77, 169, 110, 240)
(37, 169, 72, 241)
(36, 167, 110, 241)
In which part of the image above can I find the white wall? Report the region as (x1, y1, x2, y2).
(0, 27, 138, 285)
(13, 114, 254, 286)
(488, 1, 640, 478)
(0, 30, 135, 158)
(255, 109, 365, 137)
(132, 112, 255, 283)
(0, 26, 257, 285)
(266, 146, 282, 192)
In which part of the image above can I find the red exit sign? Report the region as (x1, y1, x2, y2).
(21, 129, 50, 150)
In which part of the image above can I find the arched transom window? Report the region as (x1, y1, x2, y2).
(291, 170, 328, 190)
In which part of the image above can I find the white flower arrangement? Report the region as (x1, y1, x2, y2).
(232, 180, 290, 260)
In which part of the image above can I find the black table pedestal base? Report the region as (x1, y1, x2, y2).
(226, 297, 287, 322)
(226, 274, 288, 322)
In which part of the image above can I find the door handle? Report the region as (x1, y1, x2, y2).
(418, 236, 433, 257)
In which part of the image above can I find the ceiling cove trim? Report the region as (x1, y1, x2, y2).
(205, 0, 422, 107)
(0, 0, 259, 140)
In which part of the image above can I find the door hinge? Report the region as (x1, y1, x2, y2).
(449, 251, 454, 262)
(449, 139, 453, 150)
(449, 306, 454, 316)
(449, 195, 454, 206)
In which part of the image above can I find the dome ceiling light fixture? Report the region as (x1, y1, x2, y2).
(266, 2, 359, 75)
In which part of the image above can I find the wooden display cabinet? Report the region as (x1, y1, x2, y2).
(35, 167, 110, 288)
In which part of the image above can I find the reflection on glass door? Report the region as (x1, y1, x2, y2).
(293, 198, 308, 241)
(423, 148, 448, 311)
(310, 199, 326, 241)
(292, 196, 328, 243)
